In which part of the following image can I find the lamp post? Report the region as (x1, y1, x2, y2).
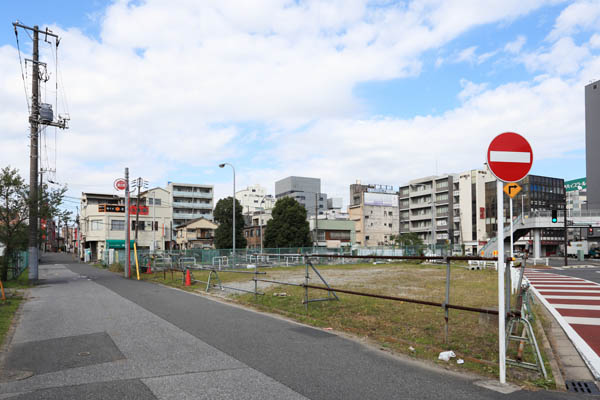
(219, 163, 235, 267)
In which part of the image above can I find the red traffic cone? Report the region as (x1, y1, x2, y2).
(184, 269, 191, 287)
(146, 260, 152, 274)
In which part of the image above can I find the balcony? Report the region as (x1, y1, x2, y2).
(172, 191, 213, 199)
(173, 201, 213, 210)
(410, 213, 432, 221)
(453, 190, 460, 196)
(173, 212, 212, 220)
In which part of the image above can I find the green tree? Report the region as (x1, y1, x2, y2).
(213, 196, 246, 249)
(391, 232, 423, 247)
(263, 197, 311, 248)
(38, 183, 68, 250)
(0, 167, 29, 281)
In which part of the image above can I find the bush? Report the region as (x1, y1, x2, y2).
(108, 262, 123, 273)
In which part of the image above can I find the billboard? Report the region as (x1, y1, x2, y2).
(565, 178, 586, 192)
(364, 192, 398, 207)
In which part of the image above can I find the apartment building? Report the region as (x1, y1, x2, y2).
(236, 184, 275, 214)
(165, 182, 214, 227)
(586, 80, 600, 210)
(349, 183, 398, 246)
(175, 217, 218, 249)
(275, 176, 327, 217)
(457, 169, 495, 254)
(398, 175, 458, 246)
(79, 188, 172, 261)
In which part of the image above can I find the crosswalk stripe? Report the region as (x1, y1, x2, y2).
(563, 317, 600, 326)
(553, 304, 600, 310)
(544, 295, 600, 300)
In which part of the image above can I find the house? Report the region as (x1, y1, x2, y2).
(175, 217, 218, 249)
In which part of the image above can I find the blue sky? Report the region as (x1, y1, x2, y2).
(1, 0, 599, 213)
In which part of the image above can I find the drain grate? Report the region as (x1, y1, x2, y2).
(565, 380, 600, 394)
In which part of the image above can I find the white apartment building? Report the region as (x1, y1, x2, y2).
(166, 182, 214, 227)
(399, 175, 459, 246)
(457, 169, 495, 254)
(236, 184, 275, 214)
(79, 188, 172, 261)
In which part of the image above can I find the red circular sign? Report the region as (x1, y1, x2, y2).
(114, 178, 127, 191)
(487, 132, 533, 182)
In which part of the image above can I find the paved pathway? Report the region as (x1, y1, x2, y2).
(525, 269, 600, 379)
(0, 255, 586, 399)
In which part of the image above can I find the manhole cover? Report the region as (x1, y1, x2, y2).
(565, 380, 600, 394)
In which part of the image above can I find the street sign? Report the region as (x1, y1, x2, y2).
(503, 183, 521, 199)
(114, 178, 127, 191)
(487, 132, 533, 182)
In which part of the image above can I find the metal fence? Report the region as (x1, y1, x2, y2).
(3, 251, 28, 280)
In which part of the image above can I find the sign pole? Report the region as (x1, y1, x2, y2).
(497, 180, 506, 383)
(124, 168, 130, 278)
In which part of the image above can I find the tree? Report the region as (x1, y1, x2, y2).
(213, 197, 246, 249)
(263, 197, 311, 248)
(38, 183, 68, 251)
(391, 232, 423, 247)
(0, 167, 29, 281)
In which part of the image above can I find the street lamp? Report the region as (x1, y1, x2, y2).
(219, 163, 235, 267)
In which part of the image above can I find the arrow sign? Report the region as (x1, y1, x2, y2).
(503, 182, 522, 199)
(487, 132, 533, 182)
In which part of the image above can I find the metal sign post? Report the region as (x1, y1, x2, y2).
(487, 132, 533, 384)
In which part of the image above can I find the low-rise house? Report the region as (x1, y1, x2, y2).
(175, 217, 218, 249)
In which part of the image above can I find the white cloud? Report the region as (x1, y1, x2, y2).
(0, 0, 585, 206)
(548, 0, 600, 41)
(521, 36, 590, 75)
(458, 79, 489, 101)
(590, 33, 600, 48)
(455, 46, 478, 63)
(504, 35, 527, 53)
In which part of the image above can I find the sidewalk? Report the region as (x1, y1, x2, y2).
(0, 257, 305, 399)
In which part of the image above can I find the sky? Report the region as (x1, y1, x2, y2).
(1, 0, 599, 214)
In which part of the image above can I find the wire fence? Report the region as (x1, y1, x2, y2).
(2, 251, 28, 280)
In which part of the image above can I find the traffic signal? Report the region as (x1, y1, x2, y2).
(590, 227, 594, 234)
(551, 209, 558, 223)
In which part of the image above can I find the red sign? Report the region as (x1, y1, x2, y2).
(114, 178, 127, 191)
(480, 207, 485, 219)
(130, 205, 149, 215)
(486, 132, 533, 182)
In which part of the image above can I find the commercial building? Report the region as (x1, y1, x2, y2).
(398, 175, 458, 246)
(349, 182, 398, 247)
(236, 184, 275, 214)
(485, 175, 565, 255)
(586, 80, 600, 210)
(565, 178, 589, 241)
(78, 188, 172, 261)
(175, 217, 218, 249)
(309, 217, 355, 248)
(165, 182, 214, 227)
(275, 176, 327, 217)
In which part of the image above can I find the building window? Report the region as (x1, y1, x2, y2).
(131, 221, 145, 231)
(91, 220, 102, 231)
(111, 220, 125, 231)
(149, 198, 161, 206)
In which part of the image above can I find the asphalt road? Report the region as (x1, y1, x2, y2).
(1, 254, 593, 399)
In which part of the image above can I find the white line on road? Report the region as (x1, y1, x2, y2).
(553, 304, 600, 310)
(533, 285, 600, 288)
(538, 289, 600, 293)
(544, 295, 600, 300)
(564, 317, 600, 326)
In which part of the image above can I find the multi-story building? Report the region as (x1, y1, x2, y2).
(485, 175, 565, 255)
(243, 211, 273, 250)
(456, 169, 495, 254)
(398, 175, 458, 246)
(565, 177, 588, 241)
(79, 188, 172, 261)
(275, 176, 327, 217)
(236, 184, 275, 214)
(349, 182, 398, 246)
(166, 182, 214, 227)
(586, 80, 600, 210)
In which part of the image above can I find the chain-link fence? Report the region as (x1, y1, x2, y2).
(2, 251, 28, 280)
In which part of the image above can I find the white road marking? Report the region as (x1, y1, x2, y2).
(544, 295, 600, 300)
(538, 289, 600, 293)
(564, 317, 600, 326)
(553, 304, 600, 310)
(533, 285, 600, 288)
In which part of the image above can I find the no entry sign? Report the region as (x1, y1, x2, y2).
(487, 132, 533, 182)
(114, 178, 127, 191)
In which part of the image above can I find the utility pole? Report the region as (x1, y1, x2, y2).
(135, 178, 141, 241)
(124, 168, 130, 278)
(315, 193, 319, 248)
(13, 22, 66, 281)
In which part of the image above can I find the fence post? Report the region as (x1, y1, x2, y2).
(444, 257, 451, 344)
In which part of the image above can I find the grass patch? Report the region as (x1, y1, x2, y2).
(231, 262, 553, 387)
(0, 268, 28, 348)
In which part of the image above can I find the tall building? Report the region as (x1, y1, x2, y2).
(398, 175, 458, 246)
(275, 176, 327, 217)
(456, 169, 495, 254)
(586, 80, 600, 210)
(165, 182, 214, 227)
(565, 178, 587, 214)
(349, 183, 398, 246)
(235, 184, 275, 214)
(485, 174, 565, 255)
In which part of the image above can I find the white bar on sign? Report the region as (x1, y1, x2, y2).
(489, 151, 530, 163)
